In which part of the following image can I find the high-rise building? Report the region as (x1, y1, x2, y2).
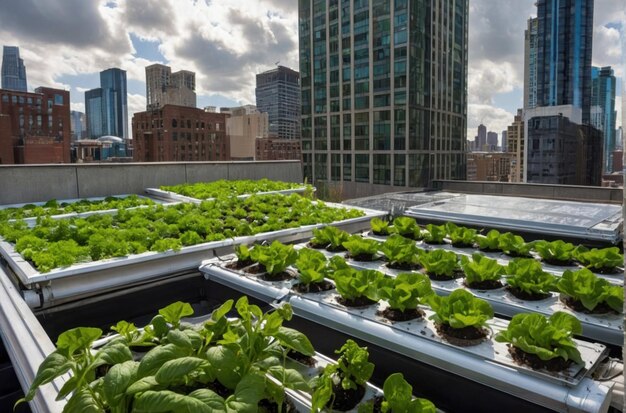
(255, 66, 301, 140)
(535, 0, 594, 124)
(476, 124, 487, 151)
(145, 64, 196, 110)
(1, 46, 27, 92)
(0, 87, 70, 163)
(70, 110, 87, 141)
(523, 18, 538, 110)
(299, 0, 468, 196)
(591, 66, 617, 173)
(85, 68, 128, 139)
(466, 152, 513, 182)
(225, 105, 269, 160)
(501, 130, 507, 152)
(506, 109, 524, 183)
(487, 131, 498, 151)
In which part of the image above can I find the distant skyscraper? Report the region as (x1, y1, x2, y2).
(70, 110, 87, 141)
(591, 66, 617, 173)
(85, 68, 128, 139)
(477, 124, 487, 150)
(535, 0, 594, 124)
(1, 46, 27, 92)
(487, 131, 498, 151)
(523, 18, 538, 109)
(145, 64, 196, 110)
(501, 130, 508, 152)
(507, 109, 525, 182)
(255, 66, 300, 140)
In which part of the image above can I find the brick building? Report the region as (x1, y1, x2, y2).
(0, 87, 70, 164)
(466, 152, 513, 182)
(255, 138, 301, 161)
(132, 105, 230, 162)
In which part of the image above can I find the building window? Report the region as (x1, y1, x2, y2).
(355, 154, 369, 183)
(2, 95, 8, 103)
(373, 154, 390, 185)
(343, 154, 352, 181)
(54, 94, 64, 105)
(172, 119, 177, 128)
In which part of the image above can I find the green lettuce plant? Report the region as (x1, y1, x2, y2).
(358, 373, 436, 413)
(380, 234, 422, 268)
(428, 289, 494, 329)
(250, 241, 298, 276)
(475, 229, 501, 251)
(294, 248, 328, 285)
(445, 223, 477, 247)
(378, 273, 433, 312)
(460, 253, 505, 287)
(370, 218, 392, 236)
(497, 232, 533, 257)
(505, 258, 557, 297)
(420, 224, 447, 244)
(495, 312, 583, 365)
(342, 236, 382, 260)
(556, 268, 623, 312)
(573, 246, 624, 272)
(234, 244, 254, 266)
(418, 249, 459, 278)
(533, 240, 577, 265)
(333, 268, 384, 303)
(390, 217, 421, 239)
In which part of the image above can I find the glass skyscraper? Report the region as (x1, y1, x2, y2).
(1, 46, 27, 92)
(299, 0, 468, 194)
(591, 66, 617, 173)
(535, 0, 594, 124)
(523, 18, 538, 110)
(255, 66, 301, 140)
(85, 68, 128, 139)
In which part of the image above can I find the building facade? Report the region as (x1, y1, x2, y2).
(70, 110, 87, 141)
(132, 105, 229, 162)
(501, 130, 507, 152)
(0, 87, 70, 164)
(466, 152, 512, 181)
(507, 109, 524, 183)
(523, 17, 538, 110)
(255, 66, 301, 140)
(256, 138, 302, 161)
(299, 0, 468, 195)
(590, 66, 617, 173)
(226, 106, 269, 160)
(1, 46, 27, 92)
(486, 131, 498, 151)
(85, 68, 128, 139)
(535, 0, 594, 124)
(145, 64, 196, 110)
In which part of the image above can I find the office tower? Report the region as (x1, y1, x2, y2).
(1, 46, 27, 92)
(591, 66, 617, 173)
(85, 68, 128, 139)
(477, 124, 487, 150)
(501, 130, 507, 152)
(70, 110, 87, 141)
(0, 87, 70, 163)
(145, 64, 196, 110)
(299, 0, 468, 196)
(523, 18, 538, 110)
(255, 66, 301, 140)
(535, 0, 594, 124)
(487, 131, 498, 151)
(507, 109, 524, 183)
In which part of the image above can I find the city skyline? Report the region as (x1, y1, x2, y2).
(0, 0, 622, 140)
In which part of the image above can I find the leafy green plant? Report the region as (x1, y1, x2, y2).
(380, 234, 422, 268)
(429, 289, 494, 329)
(505, 258, 557, 297)
(294, 248, 328, 285)
(370, 218, 392, 236)
(343, 236, 382, 260)
(311, 340, 375, 412)
(497, 232, 533, 257)
(250, 241, 298, 276)
(391, 217, 421, 239)
(460, 253, 505, 287)
(358, 373, 436, 413)
(495, 312, 583, 366)
(161, 179, 305, 200)
(573, 246, 624, 272)
(421, 224, 447, 244)
(311, 226, 351, 251)
(475, 229, 501, 251)
(378, 273, 433, 312)
(445, 223, 477, 247)
(334, 268, 384, 304)
(556, 268, 623, 312)
(234, 244, 254, 266)
(418, 249, 459, 278)
(533, 240, 577, 265)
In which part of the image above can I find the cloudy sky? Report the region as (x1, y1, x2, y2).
(0, 0, 622, 142)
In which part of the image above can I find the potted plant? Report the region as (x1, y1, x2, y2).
(311, 340, 375, 412)
(377, 273, 433, 321)
(460, 253, 505, 290)
(445, 222, 477, 248)
(418, 249, 461, 281)
(505, 258, 556, 300)
(495, 312, 583, 372)
(293, 249, 334, 293)
(428, 289, 494, 346)
(533, 240, 577, 266)
(343, 236, 383, 261)
(380, 234, 423, 270)
(556, 268, 623, 314)
(358, 373, 436, 413)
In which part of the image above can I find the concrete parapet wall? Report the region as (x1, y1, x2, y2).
(0, 161, 303, 204)
(433, 180, 623, 204)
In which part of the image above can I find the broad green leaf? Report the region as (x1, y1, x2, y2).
(268, 366, 311, 392)
(125, 376, 160, 396)
(205, 345, 243, 389)
(166, 329, 192, 349)
(56, 327, 102, 356)
(158, 301, 194, 326)
(137, 344, 190, 378)
(95, 341, 133, 366)
(103, 361, 139, 407)
(132, 390, 212, 413)
(274, 326, 315, 356)
(188, 389, 227, 413)
(154, 357, 206, 385)
(21, 351, 73, 402)
(63, 388, 102, 413)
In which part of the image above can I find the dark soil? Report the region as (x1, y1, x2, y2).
(377, 307, 424, 322)
(206, 381, 232, 398)
(371, 230, 389, 236)
(541, 258, 573, 266)
(287, 349, 317, 367)
(95, 364, 111, 379)
(260, 270, 296, 282)
(436, 323, 488, 347)
(326, 244, 347, 252)
(336, 295, 377, 308)
(243, 263, 265, 275)
(370, 396, 384, 413)
(292, 280, 334, 294)
(451, 241, 474, 248)
(396, 232, 419, 240)
(587, 266, 622, 275)
(427, 268, 464, 281)
(560, 295, 617, 315)
(509, 345, 572, 372)
(328, 381, 366, 411)
(477, 246, 500, 253)
(464, 279, 503, 290)
(386, 261, 421, 271)
(503, 251, 531, 258)
(307, 241, 328, 249)
(258, 398, 297, 413)
(424, 239, 446, 245)
(345, 252, 379, 262)
(225, 260, 253, 270)
(506, 286, 552, 301)
(129, 344, 154, 353)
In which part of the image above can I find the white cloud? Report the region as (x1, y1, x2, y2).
(71, 102, 85, 113)
(467, 104, 516, 142)
(468, 60, 520, 105)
